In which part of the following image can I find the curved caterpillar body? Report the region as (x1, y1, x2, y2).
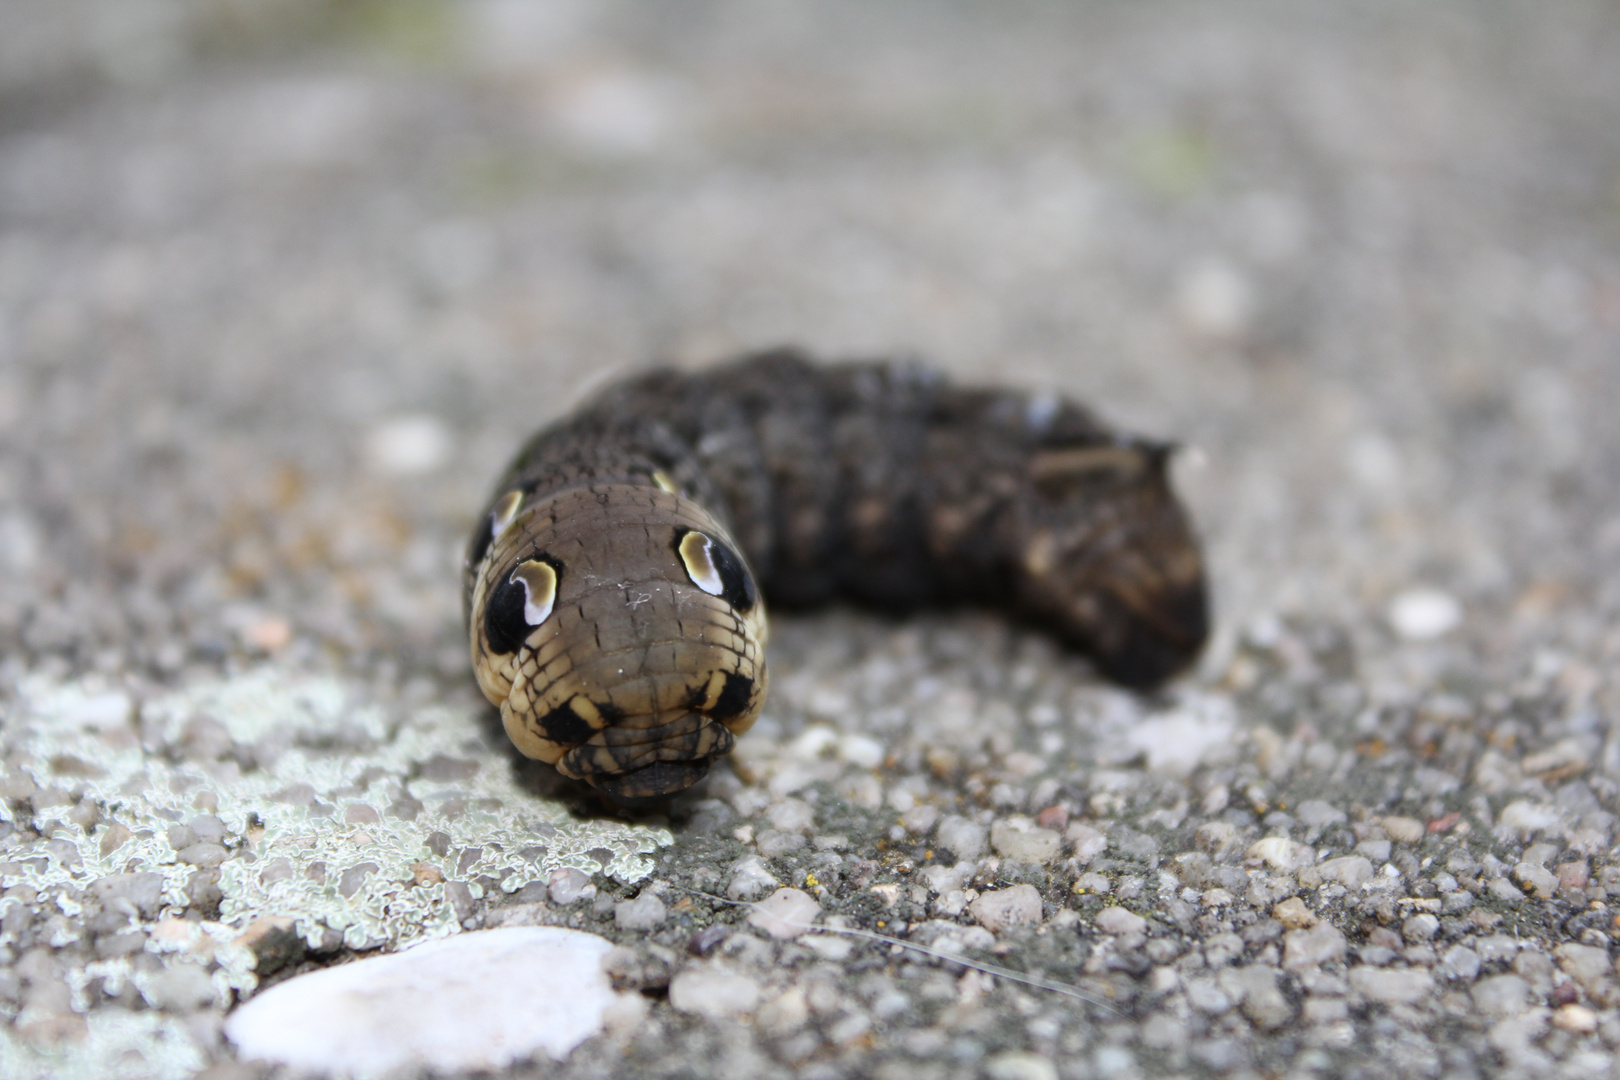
(465, 350, 1208, 803)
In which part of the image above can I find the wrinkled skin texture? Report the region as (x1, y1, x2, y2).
(467, 350, 1209, 800)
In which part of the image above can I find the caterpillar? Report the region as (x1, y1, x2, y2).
(464, 350, 1208, 804)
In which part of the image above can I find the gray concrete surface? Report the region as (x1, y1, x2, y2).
(3, 1, 1620, 1077)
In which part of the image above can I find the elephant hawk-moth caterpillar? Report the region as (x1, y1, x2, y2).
(465, 349, 1208, 803)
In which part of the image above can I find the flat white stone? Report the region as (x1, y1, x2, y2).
(224, 927, 619, 1076)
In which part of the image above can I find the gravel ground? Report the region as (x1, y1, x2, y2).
(3, 2, 1620, 1078)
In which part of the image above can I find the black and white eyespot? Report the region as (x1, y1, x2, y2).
(676, 530, 756, 612)
(467, 489, 526, 570)
(483, 557, 560, 655)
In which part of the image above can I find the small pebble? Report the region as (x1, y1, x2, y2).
(1388, 588, 1462, 640)
(1247, 838, 1314, 871)
(1035, 805, 1069, 831)
(1315, 856, 1374, 889)
(366, 414, 453, 476)
(614, 892, 667, 931)
(990, 817, 1062, 864)
(1512, 862, 1557, 899)
(985, 1050, 1059, 1080)
(1440, 945, 1482, 981)
(901, 804, 940, 836)
(667, 968, 761, 1018)
(746, 887, 821, 940)
(1293, 800, 1347, 828)
(1066, 823, 1107, 861)
(1380, 816, 1425, 843)
(969, 884, 1042, 932)
(225, 928, 620, 1072)
(1552, 1003, 1599, 1034)
(1472, 974, 1530, 1017)
(1272, 898, 1317, 930)
(724, 854, 778, 901)
(765, 798, 814, 833)
(1282, 925, 1347, 972)
(1349, 966, 1433, 1005)
(142, 963, 217, 1012)
(936, 816, 988, 861)
(548, 868, 596, 905)
(1094, 906, 1147, 937)
(1554, 943, 1612, 993)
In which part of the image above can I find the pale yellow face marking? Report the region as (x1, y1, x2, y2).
(678, 531, 725, 596)
(490, 489, 525, 543)
(652, 470, 678, 495)
(1024, 529, 1056, 577)
(1029, 446, 1146, 484)
(510, 559, 558, 626)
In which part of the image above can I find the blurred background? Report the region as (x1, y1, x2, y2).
(1, 0, 1618, 695)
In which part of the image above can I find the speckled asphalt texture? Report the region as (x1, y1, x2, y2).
(3, 2, 1620, 1079)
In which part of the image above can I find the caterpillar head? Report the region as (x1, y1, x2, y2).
(466, 482, 768, 804)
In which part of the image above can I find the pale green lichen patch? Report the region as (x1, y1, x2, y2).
(0, 665, 670, 1066)
(0, 1008, 206, 1080)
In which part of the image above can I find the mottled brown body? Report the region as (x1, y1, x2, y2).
(466, 350, 1208, 800)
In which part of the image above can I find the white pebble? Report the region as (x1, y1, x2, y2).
(668, 968, 761, 1018)
(1246, 837, 1314, 871)
(1315, 855, 1374, 889)
(548, 868, 596, 905)
(613, 893, 667, 931)
(61, 690, 133, 732)
(838, 732, 886, 769)
(1124, 702, 1236, 777)
(985, 1050, 1059, 1080)
(1093, 906, 1147, 937)
(1553, 1004, 1599, 1034)
(968, 884, 1043, 932)
(765, 798, 815, 834)
(224, 928, 620, 1073)
(990, 817, 1062, 864)
(724, 854, 778, 901)
(365, 414, 453, 476)
(936, 816, 988, 861)
(747, 887, 821, 940)
(1349, 965, 1433, 1005)
(1387, 588, 1462, 641)
(1175, 257, 1256, 339)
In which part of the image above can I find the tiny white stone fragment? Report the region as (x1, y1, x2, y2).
(614, 892, 667, 931)
(1387, 588, 1462, 641)
(985, 1050, 1060, 1080)
(224, 927, 620, 1075)
(990, 817, 1062, 864)
(365, 414, 453, 476)
(58, 689, 134, 731)
(668, 968, 762, 1018)
(968, 884, 1043, 932)
(1125, 700, 1236, 777)
(837, 732, 886, 769)
(747, 887, 822, 940)
(724, 854, 779, 901)
(1175, 257, 1256, 339)
(1247, 837, 1314, 871)
(936, 816, 988, 861)
(1094, 906, 1148, 937)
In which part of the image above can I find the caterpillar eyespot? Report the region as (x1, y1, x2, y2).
(676, 530, 756, 611)
(466, 349, 1208, 802)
